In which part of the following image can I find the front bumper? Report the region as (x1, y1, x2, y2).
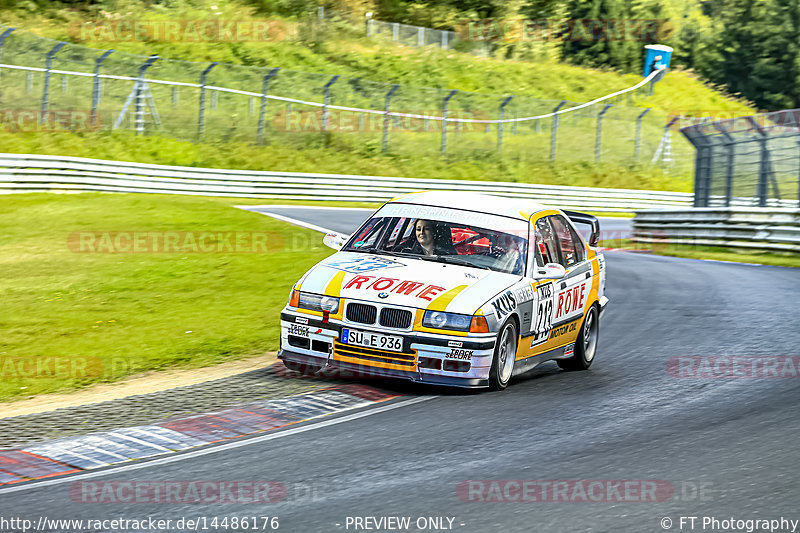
(279, 310, 494, 388)
(278, 349, 489, 388)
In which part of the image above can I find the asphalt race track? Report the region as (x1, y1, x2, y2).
(2, 207, 799, 533)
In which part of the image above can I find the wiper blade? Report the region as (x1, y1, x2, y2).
(440, 256, 491, 270)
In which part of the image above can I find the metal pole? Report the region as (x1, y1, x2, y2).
(382, 84, 399, 153)
(550, 100, 567, 161)
(0, 28, 17, 104)
(172, 87, 178, 106)
(40, 42, 66, 124)
(256, 67, 280, 144)
(442, 31, 448, 48)
(634, 107, 651, 160)
(393, 23, 399, 41)
(198, 61, 218, 141)
(497, 95, 513, 152)
(441, 90, 458, 155)
(747, 116, 770, 207)
(91, 49, 114, 127)
(321, 74, 339, 133)
(595, 104, 613, 161)
(134, 54, 158, 135)
(418, 27, 424, 47)
(713, 123, 735, 207)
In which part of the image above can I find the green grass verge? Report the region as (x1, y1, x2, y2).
(0, 192, 334, 402)
(599, 239, 800, 268)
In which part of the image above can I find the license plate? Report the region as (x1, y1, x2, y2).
(341, 328, 403, 352)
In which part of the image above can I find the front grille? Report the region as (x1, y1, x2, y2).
(379, 307, 413, 329)
(346, 303, 377, 324)
(333, 341, 417, 369)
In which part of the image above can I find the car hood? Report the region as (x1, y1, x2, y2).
(297, 251, 521, 314)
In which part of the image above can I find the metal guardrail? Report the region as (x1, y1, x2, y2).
(633, 207, 800, 252)
(0, 153, 692, 213)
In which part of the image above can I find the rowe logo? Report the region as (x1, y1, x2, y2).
(343, 275, 445, 301)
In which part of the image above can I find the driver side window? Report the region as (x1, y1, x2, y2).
(550, 215, 585, 267)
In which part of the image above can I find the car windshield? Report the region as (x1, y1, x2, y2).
(343, 215, 528, 276)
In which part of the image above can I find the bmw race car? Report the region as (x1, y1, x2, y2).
(278, 191, 608, 390)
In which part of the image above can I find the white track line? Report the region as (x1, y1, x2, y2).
(239, 208, 337, 234)
(235, 205, 373, 211)
(0, 396, 435, 494)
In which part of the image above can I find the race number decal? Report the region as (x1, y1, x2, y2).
(325, 256, 402, 273)
(531, 282, 555, 347)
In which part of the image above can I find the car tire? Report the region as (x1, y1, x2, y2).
(557, 304, 599, 371)
(283, 360, 323, 375)
(489, 320, 518, 391)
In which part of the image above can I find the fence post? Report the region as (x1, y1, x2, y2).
(441, 89, 458, 155)
(256, 67, 280, 144)
(40, 41, 66, 124)
(418, 27, 424, 47)
(134, 55, 158, 135)
(321, 74, 339, 132)
(634, 107, 651, 159)
(714, 123, 735, 207)
(91, 49, 114, 127)
(383, 84, 400, 153)
(0, 28, 17, 104)
(595, 104, 613, 161)
(497, 95, 513, 152)
(197, 62, 218, 141)
(746, 116, 771, 207)
(797, 140, 800, 209)
(442, 31, 448, 48)
(172, 87, 178, 106)
(393, 23, 399, 41)
(550, 100, 567, 161)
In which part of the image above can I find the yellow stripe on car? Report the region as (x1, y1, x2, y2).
(426, 284, 468, 312)
(324, 270, 346, 297)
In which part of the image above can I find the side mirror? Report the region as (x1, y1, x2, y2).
(534, 262, 567, 280)
(323, 232, 349, 251)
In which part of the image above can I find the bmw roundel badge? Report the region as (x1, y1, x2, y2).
(378, 292, 389, 299)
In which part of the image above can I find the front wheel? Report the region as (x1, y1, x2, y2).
(489, 321, 518, 391)
(557, 305, 599, 371)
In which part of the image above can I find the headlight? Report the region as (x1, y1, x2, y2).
(422, 311, 472, 331)
(297, 292, 340, 313)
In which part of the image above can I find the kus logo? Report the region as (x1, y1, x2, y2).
(491, 290, 517, 318)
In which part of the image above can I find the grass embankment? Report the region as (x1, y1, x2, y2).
(0, 193, 333, 402)
(0, 0, 754, 191)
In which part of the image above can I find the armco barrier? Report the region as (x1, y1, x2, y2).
(0, 153, 691, 213)
(633, 207, 800, 252)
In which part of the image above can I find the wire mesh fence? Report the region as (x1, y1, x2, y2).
(682, 111, 800, 208)
(0, 24, 689, 174)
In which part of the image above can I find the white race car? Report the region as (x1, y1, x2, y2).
(278, 191, 608, 390)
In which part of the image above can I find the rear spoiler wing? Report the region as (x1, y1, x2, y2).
(564, 210, 600, 247)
